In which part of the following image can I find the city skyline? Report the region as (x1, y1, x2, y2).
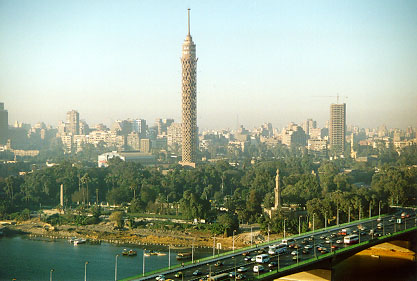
(1, 0, 416, 130)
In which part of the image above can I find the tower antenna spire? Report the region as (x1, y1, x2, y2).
(187, 8, 190, 35)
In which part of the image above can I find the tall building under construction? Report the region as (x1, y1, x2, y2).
(180, 9, 198, 167)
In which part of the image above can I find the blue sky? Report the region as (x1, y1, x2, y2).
(1, 0, 416, 130)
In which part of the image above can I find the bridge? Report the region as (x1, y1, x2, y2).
(121, 210, 417, 281)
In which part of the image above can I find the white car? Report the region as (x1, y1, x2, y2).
(336, 240, 343, 244)
(155, 275, 165, 281)
(237, 266, 248, 272)
(304, 244, 313, 249)
(253, 265, 264, 273)
(291, 250, 300, 256)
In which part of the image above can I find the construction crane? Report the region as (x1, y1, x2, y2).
(313, 93, 348, 104)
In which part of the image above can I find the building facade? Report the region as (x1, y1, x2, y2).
(0, 103, 8, 145)
(66, 110, 80, 135)
(180, 9, 198, 167)
(329, 103, 346, 156)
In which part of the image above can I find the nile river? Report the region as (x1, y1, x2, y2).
(0, 236, 211, 281)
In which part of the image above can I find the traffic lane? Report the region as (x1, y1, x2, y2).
(160, 216, 416, 280)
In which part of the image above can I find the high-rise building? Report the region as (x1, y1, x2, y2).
(66, 110, 80, 135)
(180, 9, 198, 167)
(0, 103, 8, 145)
(329, 103, 346, 156)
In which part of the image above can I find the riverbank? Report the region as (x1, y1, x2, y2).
(1, 218, 280, 250)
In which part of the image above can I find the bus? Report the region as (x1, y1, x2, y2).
(255, 254, 270, 263)
(207, 273, 229, 281)
(344, 234, 359, 244)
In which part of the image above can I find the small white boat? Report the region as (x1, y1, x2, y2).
(74, 238, 86, 245)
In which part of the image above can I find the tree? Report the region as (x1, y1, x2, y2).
(217, 213, 239, 236)
(109, 211, 124, 228)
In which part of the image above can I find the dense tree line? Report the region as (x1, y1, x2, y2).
(0, 144, 416, 237)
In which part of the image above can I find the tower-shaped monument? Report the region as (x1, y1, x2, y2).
(180, 9, 198, 168)
(274, 169, 281, 208)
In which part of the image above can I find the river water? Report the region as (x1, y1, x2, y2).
(0, 236, 211, 281)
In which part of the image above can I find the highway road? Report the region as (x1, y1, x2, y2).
(131, 209, 417, 281)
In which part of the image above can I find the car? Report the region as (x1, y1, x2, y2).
(336, 240, 343, 244)
(242, 251, 250, 256)
(156, 275, 166, 281)
(352, 230, 358, 234)
(244, 256, 252, 262)
(320, 248, 328, 254)
(304, 244, 313, 249)
(237, 266, 248, 272)
(268, 262, 278, 268)
(214, 261, 224, 267)
(331, 245, 338, 249)
(193, 270, 202, 276)
(229, 272, 236, 278)
(320, 235, 326, 239)
(292, 255, 300, 261)
(251, 256, 256, 262)
(302, 249, 310, 254)
(174, 272, 183, 278)
(308, 236, 314, 241)
(291, 250, 300, 255)
(253, 265, 264, 273)
(330, 234, 336, 238)
(301, 239, 307, 244)
(317, 245, 324, 251)
(236, 274, 246, 280)
(325, 239, 333, 244)
(257, 249, 266, 254)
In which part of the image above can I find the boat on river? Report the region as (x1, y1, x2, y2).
(122, 249, 137, 256)
(70, 238, 87, 246)
(176, 252, 192, 260)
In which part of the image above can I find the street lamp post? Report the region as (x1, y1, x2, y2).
(192, 240, 195, 263)
(312, 214, 315, 233)
(337, 208, 339, 225)
(325, 212, 327, 229)
(348, 207, 351, 223)
(283, 219, 286, 239)
(233, 230, 236, 252)
(369, 204, 372, 218)
(84, 262, 89, 281)
(298, 216, 301, 236)
(212, 237, 216, 257)
(251, 225, 253, 246)
(379, 201, 382, 218)
(168, 245, 171, 269)
(115, 254, 119, 281)
(359, 205, 361, 221)
(50, 269, 54, 281)
(267, 224, 270, 243)
(143, 249, 146, 276)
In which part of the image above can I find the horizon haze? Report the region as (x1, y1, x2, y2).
(1, 0, 416, 130)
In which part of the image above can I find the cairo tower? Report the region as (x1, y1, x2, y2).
(180, 9, 197, 167)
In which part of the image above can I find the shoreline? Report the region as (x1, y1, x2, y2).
(1, 219, 276, 250)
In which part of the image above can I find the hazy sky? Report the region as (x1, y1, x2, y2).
(1, 0, 416, 130)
